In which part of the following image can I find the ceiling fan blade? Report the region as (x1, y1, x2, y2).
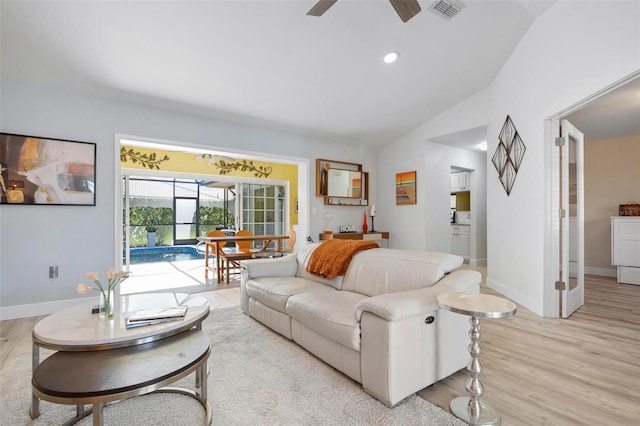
(389, 0, 422, 23)
(307, 0, 338, 17)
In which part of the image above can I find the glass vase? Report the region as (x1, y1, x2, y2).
(323, 212, 334, 234)
(99, 289, 115, 320)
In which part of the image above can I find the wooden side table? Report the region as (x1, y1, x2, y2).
(437, 292, 516, 426)
(319, 231, 389, 241)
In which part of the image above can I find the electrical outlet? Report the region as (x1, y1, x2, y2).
(49, 266, 59, 279)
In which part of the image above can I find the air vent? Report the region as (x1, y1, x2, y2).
(428, 0, 465, 21)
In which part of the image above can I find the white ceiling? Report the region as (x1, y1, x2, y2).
(430, 77, 640, 153)
(566, 77, 640, 142)
(3, 1, 637, 153)
(0, 0, 557, 149)
(430, 125, 488, 153)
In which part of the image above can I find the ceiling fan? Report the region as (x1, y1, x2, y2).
(307, 0, 422, 23)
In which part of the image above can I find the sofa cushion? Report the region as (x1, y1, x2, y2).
(341, 249, 446, 296)
(245, 277, 335, 314)
(286, 291, 368, 352)
(419, 251, 463, 273)
(295, 243, 344, 290)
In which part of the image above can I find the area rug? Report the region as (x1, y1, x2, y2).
(0, 307, 465, 425)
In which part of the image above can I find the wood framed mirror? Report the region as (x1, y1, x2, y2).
(327, 168, 363, 198)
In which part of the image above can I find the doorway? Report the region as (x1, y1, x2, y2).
(115, 136, 308, 295)
(120, 174, 288, 294)
(544, 70, 640, 317)
(450, 167, 473, 262)
(557, 119, 585, 318)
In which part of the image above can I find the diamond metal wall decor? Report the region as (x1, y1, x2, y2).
(492, 115, 526, 196)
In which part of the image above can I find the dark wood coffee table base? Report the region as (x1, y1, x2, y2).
(32, 329, 211, 425)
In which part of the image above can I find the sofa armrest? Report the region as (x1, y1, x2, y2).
(241, 253, 298, 279)
(354, 270, 481, 322)
(355, 287, 443, 322)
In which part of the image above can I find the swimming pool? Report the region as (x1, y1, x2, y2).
(127, 246, 205, 264)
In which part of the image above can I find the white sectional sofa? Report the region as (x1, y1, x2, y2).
(240, 242, 481, 406)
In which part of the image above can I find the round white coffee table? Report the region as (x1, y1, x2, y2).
(31, 292, 211, 424)
(437, 292, 516, 426)
(32, 292, 209, 351)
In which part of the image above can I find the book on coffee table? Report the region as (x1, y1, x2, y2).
(125, 306, 188, 328)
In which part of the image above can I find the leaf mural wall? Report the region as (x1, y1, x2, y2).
(215, 159, 273, 178)
(120, 147, 170, 169)
(120, 145, 298, 225)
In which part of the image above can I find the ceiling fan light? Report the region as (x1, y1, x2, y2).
(384, 52, 399, 64)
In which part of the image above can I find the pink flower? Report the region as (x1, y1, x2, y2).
(76, 268, 129, 296)
(113, 270, 129, 281)
(75, 282, 92, 295)
(104, 267, 116, 280)
(83, 272, 99, 282)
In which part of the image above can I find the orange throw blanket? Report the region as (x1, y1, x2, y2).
(307, 239, 379, 279)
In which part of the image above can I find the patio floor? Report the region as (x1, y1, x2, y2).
(121, 257, 240, 295)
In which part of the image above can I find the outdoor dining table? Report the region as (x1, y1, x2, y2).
(196, 234, 289, 283)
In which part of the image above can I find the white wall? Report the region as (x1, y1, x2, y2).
(377, 88, 489, 258)
(487, 0, 639, 316)
(0, 81, 377, 318)
(382, 1, 640, 316)
(584, 135, 640, 275)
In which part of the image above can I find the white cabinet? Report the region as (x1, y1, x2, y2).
(451, 225, 470, 259)
(611, 217, 640, 285)
(450, 172, 471, 192)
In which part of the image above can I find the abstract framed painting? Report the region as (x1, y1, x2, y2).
(396, 171, 416, 205)
(0, 133, 96, 206)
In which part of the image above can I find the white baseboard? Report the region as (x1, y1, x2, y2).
(585, 266, 616, 277)
(0, 296, 99, 320)
(0, 265, 616, 321)
(486, 276, 543, 316)
(569, 263, 617, 278)
(470, 258, 487, 267)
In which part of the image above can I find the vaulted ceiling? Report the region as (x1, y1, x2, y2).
(2, 1, 556, 148)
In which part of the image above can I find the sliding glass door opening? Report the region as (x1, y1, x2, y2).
(120, 174, 287, 294)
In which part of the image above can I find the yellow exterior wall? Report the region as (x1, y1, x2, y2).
(121, 145, 298, 227)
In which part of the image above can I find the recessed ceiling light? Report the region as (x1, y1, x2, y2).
(477, 142, 487, 151)
(383, 52, 399, 64)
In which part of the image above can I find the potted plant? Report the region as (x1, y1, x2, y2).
(145, 218, 159, 247)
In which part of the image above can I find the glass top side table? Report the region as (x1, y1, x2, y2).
(437, 292, 517, 426)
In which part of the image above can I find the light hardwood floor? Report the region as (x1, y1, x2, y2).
(2, 271, 639, 425)
(418, 268, 640, 425)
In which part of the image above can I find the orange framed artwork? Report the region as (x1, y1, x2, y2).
(396, 171, 416, 205)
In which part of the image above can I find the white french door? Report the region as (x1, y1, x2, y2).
(559, 119, 584, 318)
(237, 182, 287, 249)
